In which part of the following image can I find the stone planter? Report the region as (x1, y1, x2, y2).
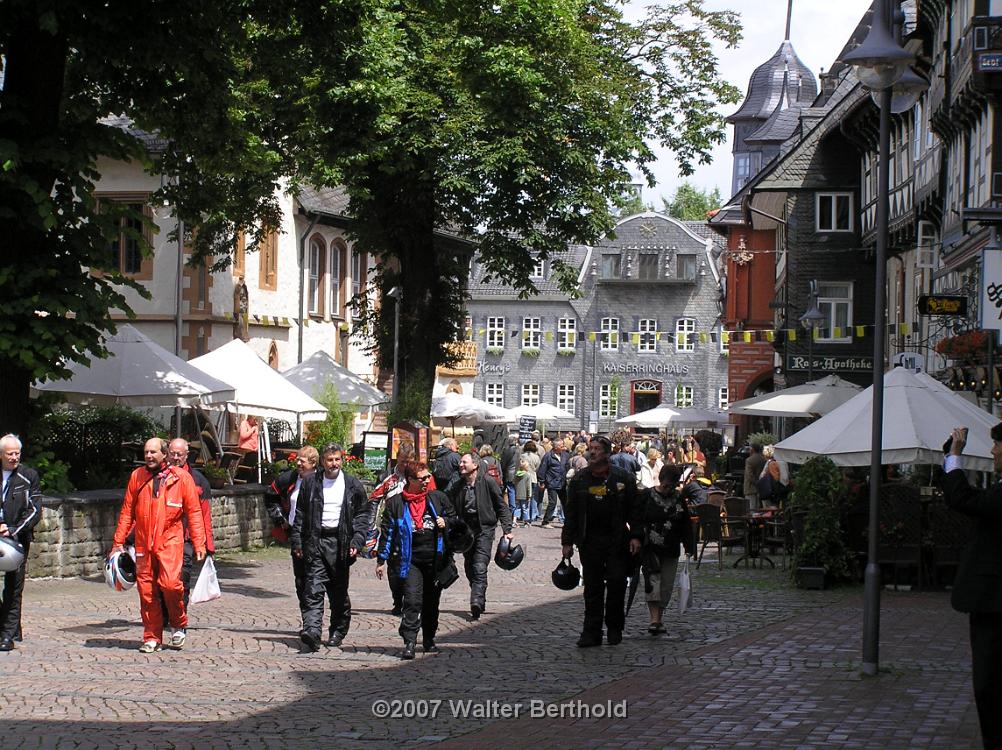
(797, 566, 827, 590)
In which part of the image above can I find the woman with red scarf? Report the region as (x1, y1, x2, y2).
(375, 461, 456, 659)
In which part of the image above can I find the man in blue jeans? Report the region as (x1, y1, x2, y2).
(536, 438, 569, 528)
(500, 435, 520, 519)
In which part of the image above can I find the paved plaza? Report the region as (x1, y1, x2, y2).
(2, 528, 982, 749)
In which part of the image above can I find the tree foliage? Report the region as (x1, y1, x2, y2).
(663, 181, 724, 220)
(0, 0, 741, 433)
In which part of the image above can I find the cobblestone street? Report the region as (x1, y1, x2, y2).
(3, 528, 981, 749)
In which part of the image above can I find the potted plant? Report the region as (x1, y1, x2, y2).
(788, 455, 854, 589)
(201, 463, 229, 490)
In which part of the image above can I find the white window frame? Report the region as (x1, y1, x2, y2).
(719, 325, 729, 354)
(463, 314, 474, 341)
(816, 192, 853, 232)
(600, 317, 619, 351)
(521, 383, 540, 407)
(485, 382, 504, 408)
(557, 384, 576, 415)
(522, 316, 541, 350)
(816, 282, 853, 343)
(638, 318, 657, 353)
(675, 318, 696, 353)
(350, 249, 364, 317)
(718, 386, 729, 411)
(675, 384, 694, 407)
(487, 316, 505, 349)
(329, 243, 342, 318)
(557, 317, 577, 351)
(599, 383, 619, 418)
(531, 258, 545, 279)
(308, 238, 323, 315)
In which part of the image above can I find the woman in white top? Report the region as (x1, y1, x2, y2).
(639, 448, 664, 489)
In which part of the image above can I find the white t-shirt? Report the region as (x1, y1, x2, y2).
(287, 477, 303, 525)
(321, 472, 346, 529)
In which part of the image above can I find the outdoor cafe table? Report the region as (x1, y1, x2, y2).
(731, 508, 777, 568)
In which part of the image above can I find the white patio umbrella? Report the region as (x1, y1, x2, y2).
(510, 403, 576, 421)
(774, 366, 998, 471)
(430, 392, 514, 432)
(190, 340, 327, 422)
(728, 374, 863, 418)
(282, 350, 386, 410)
(614, 404, 721, 429)
(31, 323, 235, 407)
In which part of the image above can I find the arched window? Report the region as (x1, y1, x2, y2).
(268, 341, 279, 370)
(308, 235, 326, 316)
(330, 240, 347, 318)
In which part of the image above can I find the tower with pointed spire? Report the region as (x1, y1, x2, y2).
(725, 0, 817, 196)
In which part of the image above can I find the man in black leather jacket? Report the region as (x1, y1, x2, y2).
(450, 452, 513, 620)
(0, 434, 42, 651)
(944, 424, 1002, 750)
(561, 436, 641, 648)
(291, 443, 371, 652)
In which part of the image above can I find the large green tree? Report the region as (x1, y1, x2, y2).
(0, 1, 376, 435)
(663, 181, 724, 220)
(297, 0, 741, 395)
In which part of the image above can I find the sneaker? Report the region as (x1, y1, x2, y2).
(169, 628, 186, 649)
(139, 640, 161, 653)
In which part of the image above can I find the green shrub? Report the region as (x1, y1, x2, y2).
(789, 455, 855, 583)
(747, 431, 778, 447)
(305, 384, 355, 449)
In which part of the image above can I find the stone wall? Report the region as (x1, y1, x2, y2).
(28, 485, 271, 579)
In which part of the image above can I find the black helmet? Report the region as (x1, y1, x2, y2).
(447, 518, 475, 554)
(494, 537, 524, 570)
(551, 557, 580, 590)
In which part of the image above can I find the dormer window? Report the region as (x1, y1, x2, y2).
(531, 258, 545, 279)
(601, 254, 621, 279)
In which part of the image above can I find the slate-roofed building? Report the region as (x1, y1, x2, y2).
(452, 213, 728, 433)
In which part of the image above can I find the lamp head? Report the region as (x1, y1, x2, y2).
(841, 4, 914, 91)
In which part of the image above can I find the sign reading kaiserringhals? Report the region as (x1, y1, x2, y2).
(917, 295, 967, 316)
(786, 355, 873, 373)
(601, 363, 690, 375)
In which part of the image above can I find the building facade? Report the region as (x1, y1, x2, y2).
(459, 213, 728, 433)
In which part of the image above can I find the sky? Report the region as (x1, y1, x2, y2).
(643, 0, 873, 206)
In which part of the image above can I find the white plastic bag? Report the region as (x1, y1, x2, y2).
(678, 557, 693, 614)
(190, 555, 221, 604)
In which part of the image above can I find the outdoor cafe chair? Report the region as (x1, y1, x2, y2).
(706, 489, 725, 508)
(693, 503, 725, 570)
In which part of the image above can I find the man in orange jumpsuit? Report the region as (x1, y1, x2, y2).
(110, 438, 206, 653)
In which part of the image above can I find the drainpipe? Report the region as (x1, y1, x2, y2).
(298, 214, 319, 364)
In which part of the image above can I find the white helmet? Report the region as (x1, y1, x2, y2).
(104, 548, 137, 591)
(0, 536, 24, 572)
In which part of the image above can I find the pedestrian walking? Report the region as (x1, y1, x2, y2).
(943, 425, 1002, 750)
(265, 445, 320, 616)
(450, 452, 514, 620)
(166, 438, 215, 606)
(514, 458, 532, 528)
(0, 434, 41, 651)
(537, 438, 569, 528)
(639, 448, 663, 490)
(521, 440, 542, 523)
(376, 461, 456, 659)
(500, 434, 520, 518)
(561, 436, 641, 648)
(431, 438, 462, 496)
(368, 443, 415, 616)
(639, 465, 695, 634)
(110, 438, 206, 653)
(291, 442, 372, 652)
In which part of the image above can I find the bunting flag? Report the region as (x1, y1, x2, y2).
(464, 322, 896, 350)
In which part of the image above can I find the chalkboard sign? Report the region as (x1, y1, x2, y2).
(518, 416, 536, 443)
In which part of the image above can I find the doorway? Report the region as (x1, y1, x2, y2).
(630, 379, 662, 414)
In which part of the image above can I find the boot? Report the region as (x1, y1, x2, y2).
(400, 640, 416, 660)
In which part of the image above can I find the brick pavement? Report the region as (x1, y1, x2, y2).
(0, 528, 982, 749)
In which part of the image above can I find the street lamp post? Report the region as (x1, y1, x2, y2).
(388, 286, 403, 415)
(799, 294, 825, 382)
(842, 0, 921, 677)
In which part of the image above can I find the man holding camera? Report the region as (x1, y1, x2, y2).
(943, 424, 1002, 749)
